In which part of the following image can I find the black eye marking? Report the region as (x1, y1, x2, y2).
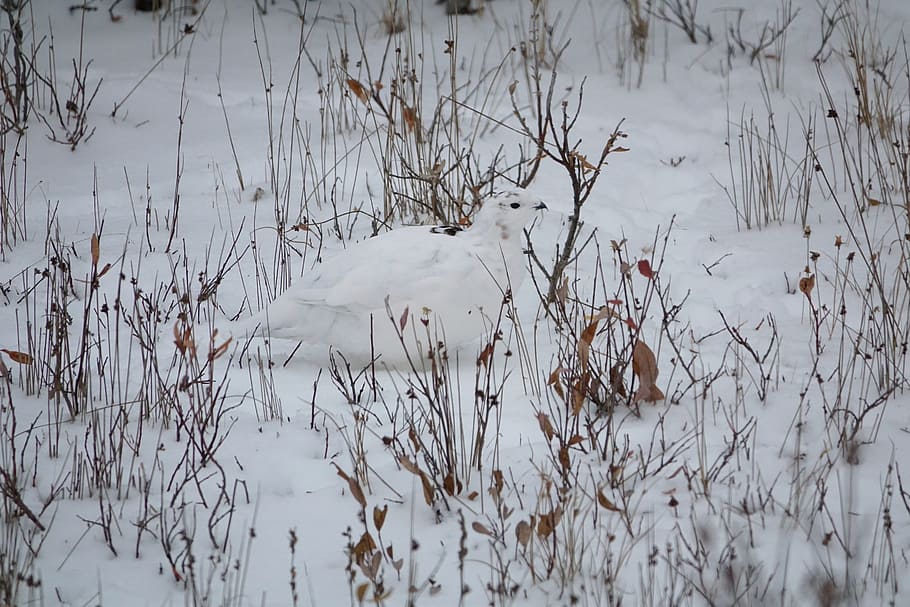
(510, 202, 521, 209)
(431, 225, 463, 236)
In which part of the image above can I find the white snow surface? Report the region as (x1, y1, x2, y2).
(0, 1, 908, 606)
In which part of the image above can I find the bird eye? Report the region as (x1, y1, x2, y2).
(510, 202, 521, 209)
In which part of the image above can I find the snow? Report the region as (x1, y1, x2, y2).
(1, 0, 908, 605)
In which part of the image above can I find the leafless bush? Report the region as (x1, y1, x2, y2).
(0, 0, 42, 135)
(651, 0, 712, 45)
(511, 49, 628, 306)
(36, 15, 100, 150)
(0, 130, 28, 257)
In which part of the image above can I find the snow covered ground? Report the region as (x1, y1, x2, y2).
(1, 0, 909, 605)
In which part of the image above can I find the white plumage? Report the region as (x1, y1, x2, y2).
(236, 189, 547, 365)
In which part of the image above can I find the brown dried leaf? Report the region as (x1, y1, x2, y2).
(356, 583, 370, 602)
(1, 349, 32, 365)
(353, 532, 376, 557)
(536, 507, 562, 538)
(536, 412, 555, 441)
(399, 455, 420, 475)
(867, 196, 882, 207)
(568, 434, 585, 446)
(334, 464, 367, 508)
(596, 489, 623, 512)
(346, 78, 369, 103)
(555, 276, 569, 308)
(90, 233, 100, 266)
(547, 366, 565, 400)
(373, 505, 388, 531)
(419, 471, 435, 506)
(471, 521, 493, 536)
(209, 337, 232, 362)
(558, 446, 571, 470)
(515, 520, 531, 547)
(477, 342, 494, 367)
(609, 363, 627, 398)
(799, 274, 815, 298)
(443, 471, 461, 496)
(578, 320, 599, 372)
(631, 339, 663, 403)
(401, 104, 418, 132)
(571, 372, 589, 415)
(97, 263, 112, 278)
(491, 470, 504, 497)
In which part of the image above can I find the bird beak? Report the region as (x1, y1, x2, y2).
(534, 201, 548, 210)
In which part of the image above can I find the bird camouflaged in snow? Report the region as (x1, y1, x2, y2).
(234, 189, 547, 365)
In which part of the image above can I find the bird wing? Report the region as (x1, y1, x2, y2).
(278, 225, 484, 311)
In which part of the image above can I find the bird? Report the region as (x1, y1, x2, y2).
(234, 189, 547, 366)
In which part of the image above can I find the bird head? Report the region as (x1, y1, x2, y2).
(470, 189, 547, 243)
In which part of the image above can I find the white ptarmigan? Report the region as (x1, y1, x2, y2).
(236, 189, 547, 365)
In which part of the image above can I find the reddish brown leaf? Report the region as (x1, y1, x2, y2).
(471, 521, 493, 536)
(637, 259, 654, 279)
(477, 342, 494, 367)
(399, 306, 409, 332)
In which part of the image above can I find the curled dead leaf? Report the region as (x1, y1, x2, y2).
(536, 412, 555, 441)
(596, 489, 623, 512)
(631, 339, 664, 403)
(547, 366, 565, 400)
(333, 464, 367, 509)
(799, 274, 815, 299)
